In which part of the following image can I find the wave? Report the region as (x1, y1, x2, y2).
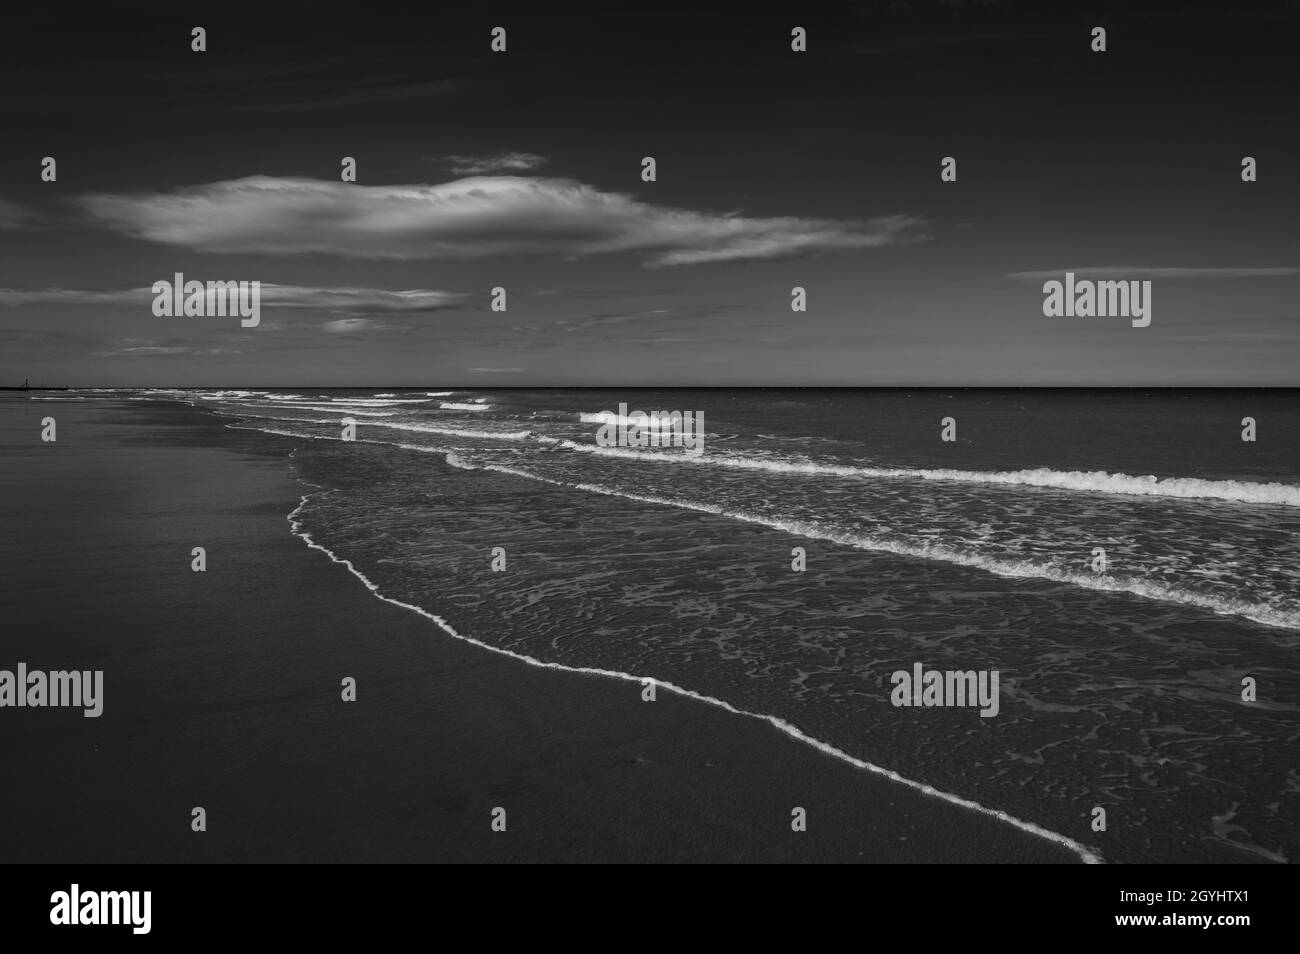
(444, 454, 1300, 633)
(222, 416, 527, 444)
(366, 420, 530, 440)
(220, 415, 358, 428)
(554, 441, 1300, 507)
(283, 478, 1101, 865)
(217, 416, 1300, 630)
(192, 390, 279, 400)
(237, 404, 399, 417)
(200, 393, 1300, 507)
(327, 397, 432, 406)
(578, 410, 694, 430)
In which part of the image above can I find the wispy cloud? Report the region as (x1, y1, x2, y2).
(93, 338, 248, 358)
(321, 317, 408, 334)
(0, 288, 144, 306)
(1008, 266, 1300, 281)
(106, 345, 189, 356)
(74, 175, 926, 267)
(512, 304, 740, 337)
(0, 198, 40, 229)
(0, 283, 466, 314)
(436, 152, 549, 175)
(256, 285, 466, 312)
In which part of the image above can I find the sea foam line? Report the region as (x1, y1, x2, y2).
(221, 413, 526, 438)
(237, 405, 399, 418)
(368, 420, 527, 439)
(555, 441, 1300, 507)
(283, 481, 1101, 865)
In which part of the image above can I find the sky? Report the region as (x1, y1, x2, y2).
(1, 0, 1297, 387)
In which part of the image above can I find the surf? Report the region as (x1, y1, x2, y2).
(284, 476, 1103, 866)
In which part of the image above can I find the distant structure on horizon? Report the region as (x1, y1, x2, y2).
(1, 377, 68, 392)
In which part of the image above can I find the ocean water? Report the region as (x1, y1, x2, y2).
(101, 387, 1300, 863)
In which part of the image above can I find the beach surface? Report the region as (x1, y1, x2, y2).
(0, 396, 1075, 862)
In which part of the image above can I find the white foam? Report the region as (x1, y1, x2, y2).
(234, 419, 527, 441)
(556, 442, 1300, 507)
(194, 390, 268, 399)
(239, 403, 398, 417)
(449, 457, 1300, 632)
(366, 421, 530, 440)
(579, 410, 692, 431)
(329, 398, 432, 406)
(440, 401, 492, 411)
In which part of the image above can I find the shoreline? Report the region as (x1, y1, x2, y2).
(0, 395, 1079, 862)
(287, 481, 1100, 864)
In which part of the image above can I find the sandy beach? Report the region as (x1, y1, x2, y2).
(0, 395, 1075, 863)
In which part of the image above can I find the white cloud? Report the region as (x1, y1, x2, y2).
(440, 152, 549, 175)
(322, 317, 394, 333)
(91, 338, 249, 358)
(76, 175, 925, 267)
(0, 283, 466, 313)
(117, 345, 189, 355)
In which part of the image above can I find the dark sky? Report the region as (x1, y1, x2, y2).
(1, 0, 1297, 386)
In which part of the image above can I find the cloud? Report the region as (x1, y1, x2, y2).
(92, 338, 248, 358)
(438, 152, 549, 175)
(112, 345, 189, 356)
(321, 317, 406, 334)
(0, 288, 145, 306)
(1008, 267, 1300, 281)
(256, 285, 465, 312)
(74, 175, 925, 267)
(512, 304, 741, 337)
(0, 198, 41, 229)
(528, 286, 683, 301)
(0, 283, 466, 314)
